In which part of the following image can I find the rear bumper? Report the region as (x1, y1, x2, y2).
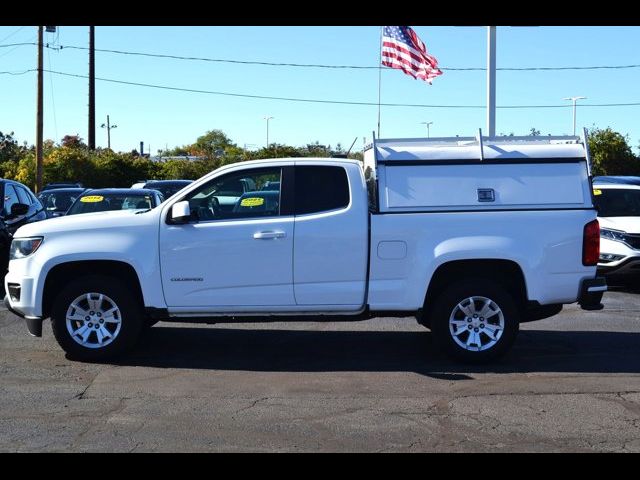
(4, 295, 43, 337)
(577, 277, 607, 311)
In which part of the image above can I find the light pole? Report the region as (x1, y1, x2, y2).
(421, 121, 433, 138)
(563, 96, 587, 136)
(100, 114, 118, 150)
(487, 26, 496, 137)
(264, 116, 273, 148)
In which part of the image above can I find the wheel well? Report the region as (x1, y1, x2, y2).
(419, 259, 527, 327)
(42, 260, 144, 318)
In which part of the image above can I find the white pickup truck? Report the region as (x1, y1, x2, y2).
(4, 134, 606, 363)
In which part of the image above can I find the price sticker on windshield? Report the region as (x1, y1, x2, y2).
(593, 189, 602, 196)
(80, 195, 104, 203)
(241, 197, 264, 207)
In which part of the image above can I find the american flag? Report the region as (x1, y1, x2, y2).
(381, 26, 442, 84)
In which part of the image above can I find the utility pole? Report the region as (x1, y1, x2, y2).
(563, 96, 587, 136)
(421, 121, 433, 138)
(100, 115, 117, 150)
(487, 26, 496, 138)
(88, 26, 95, 150)
(35, 26, 43, 193)
(264, 116, 273, 148)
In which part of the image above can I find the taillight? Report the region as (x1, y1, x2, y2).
(583, 219, 600, 266)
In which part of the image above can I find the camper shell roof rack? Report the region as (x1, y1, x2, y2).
(367, 128, 591, 168)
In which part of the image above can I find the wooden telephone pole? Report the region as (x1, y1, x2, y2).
(35, 26, 43, 193)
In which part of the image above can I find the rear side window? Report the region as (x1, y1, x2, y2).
(294, 166, 350, 215)
(3, 185, 19, 216)
(15, 186, 31, 205)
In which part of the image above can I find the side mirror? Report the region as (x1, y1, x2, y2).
(171, 200, 191, 223)
(9, 203, 29, 218)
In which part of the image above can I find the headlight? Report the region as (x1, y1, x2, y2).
(10, 237, 44, 260)
(600, 228, 627, 243)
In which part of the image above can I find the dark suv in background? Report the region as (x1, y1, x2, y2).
(42, 182, 83, 191)
(37, 188, 87, 218)
(0, 179, 47, 273)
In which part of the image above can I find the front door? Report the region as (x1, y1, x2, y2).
(160, 166, 295, 308)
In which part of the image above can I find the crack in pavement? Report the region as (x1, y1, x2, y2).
(71, 365, 118, 400)
(232, 397, 270, 417)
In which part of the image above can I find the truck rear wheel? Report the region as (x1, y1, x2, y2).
(51, 275, 143, 361)
(431, 278, 520, 363)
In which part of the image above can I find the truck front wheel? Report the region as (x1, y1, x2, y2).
(51, 275, 143, 361)
(431, 279, 520, 363)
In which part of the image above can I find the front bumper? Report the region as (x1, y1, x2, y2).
(597, 236, 640, 276)
(4, 295, 43, 337)
(598, 256, 640, 276)
(577, 277, 607, 311)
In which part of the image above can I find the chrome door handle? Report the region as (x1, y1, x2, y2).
(253, 230, 286, 239)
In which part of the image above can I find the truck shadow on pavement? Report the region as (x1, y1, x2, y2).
(110, 326, 640, 378)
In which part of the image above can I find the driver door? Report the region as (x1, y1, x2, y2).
(159, 166, 295, 308)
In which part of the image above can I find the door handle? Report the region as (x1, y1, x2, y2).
(253, 230, 286, 239)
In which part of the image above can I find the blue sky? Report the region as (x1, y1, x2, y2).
(2, 25, 640, 155)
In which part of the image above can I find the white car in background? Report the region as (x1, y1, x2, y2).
(592, 176, 640, 281)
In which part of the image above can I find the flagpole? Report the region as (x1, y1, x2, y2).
(377, 26, 383, 137)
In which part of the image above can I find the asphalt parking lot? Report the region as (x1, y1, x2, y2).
(1, 289, 640, 452)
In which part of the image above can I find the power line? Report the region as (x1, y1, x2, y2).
(0, 69, 36, 75)
(0, 41, 33, 49)
(0, 27, 26, 44)
(5, 41, 640, 72)
(42, 68, 640, 109)
(0, 37, 36, 59)
(53, 44, 640, 72)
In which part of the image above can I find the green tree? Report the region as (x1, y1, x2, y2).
(194, 130, 236, 158)
(588, 127, 640, 176)
(0, 131, 24, 163)
(251, 144, 302, 160)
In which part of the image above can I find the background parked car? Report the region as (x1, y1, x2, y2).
(42, 182, 83, 191)
(0, 179, 47, 274)
(37, 188, 87, 218)
(138, 180, 193, 201)
(66, 188, 164, 216)
(592, 176, 640, 284)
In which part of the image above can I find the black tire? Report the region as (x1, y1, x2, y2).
(51, 274, 143, 361)
(430, 278, 520, 363)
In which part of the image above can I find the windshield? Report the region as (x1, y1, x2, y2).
(67, 193, 154, 215)
(593, 188, 640, 217)
(38, 191, 81, 212)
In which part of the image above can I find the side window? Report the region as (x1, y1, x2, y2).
(15, 186, 31, 205)
(294, 166, 350, 215)
(183, 167, 282, 222)
(3, 185, 20, 216)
